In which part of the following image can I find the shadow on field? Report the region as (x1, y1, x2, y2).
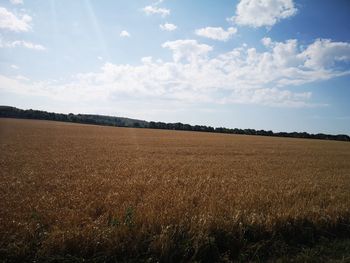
(1, 216, 350, 262)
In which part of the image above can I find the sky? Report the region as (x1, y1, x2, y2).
(0, 0, 350, 134)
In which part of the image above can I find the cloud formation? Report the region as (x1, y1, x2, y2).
(10, 0, 23, 5)
(162, 40, 213, 62)
(142, 5, 170, 17)
(0, 39, 46, 50)
(1, 38, 350, 109)
(0, 7, 31, 32)
(120, 30, 130, 38)
(195, 27, 237, 41)
(302, 39, 350, 69)
(160, 23, 177, 31)
(229, 0, 297, 27)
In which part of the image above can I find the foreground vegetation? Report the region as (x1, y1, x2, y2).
(0, 118, 350, 262)
(1, 105, 349, 142)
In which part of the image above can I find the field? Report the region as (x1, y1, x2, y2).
(1, 118, 350, 262)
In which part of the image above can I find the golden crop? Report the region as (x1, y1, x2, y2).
(0, 118, 350, 262)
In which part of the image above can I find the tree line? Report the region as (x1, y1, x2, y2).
(148, 121, 349, 141)
(0, 106, 148, 128)
(1, 106, 349, 142)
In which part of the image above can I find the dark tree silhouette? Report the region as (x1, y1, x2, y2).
(1, 106, 349, 142)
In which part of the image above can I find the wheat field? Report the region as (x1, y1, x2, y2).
(1, 118, 350, 262)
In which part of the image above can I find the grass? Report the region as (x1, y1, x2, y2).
(0, 118, 350, 262)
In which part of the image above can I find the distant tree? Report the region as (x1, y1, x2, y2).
(1, 106, 349, 142)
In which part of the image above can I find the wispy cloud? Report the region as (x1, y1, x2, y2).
(10, 0, 24, 5)
(160, 22, 177, 31)
(0, 39, 46, 50)
(142, 5, 170, 17)
(195, 27, 237, 41)
(0, 7, 31, 32)
(142, 0, 170, 17)
(162, 39, 212, 63)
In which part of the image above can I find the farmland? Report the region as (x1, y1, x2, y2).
(0, 118, 350, 262)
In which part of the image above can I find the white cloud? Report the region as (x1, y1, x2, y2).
(120, 30, 130, 38)
(0, 39, 46, 50)
(142, 5, 170, 17)
(301, 39, 350, 69)
(153, 0, 164, 5)
(162, 39, 213, 62)
(261, 37, 272, 47)
(230, 0, 297, 27)
(141, 56, 153, 64)
(160, 23, 177, 31)
(261, 38, 350, 71)
(195, 27, 237, 41)
(15, 75, 29, 81)
(10, 0, 23, 5)
(11, 40, 46, 50)
(0, 7, 31, 32)
(1, 38, 350, 109)
(10, 64, 19, 69)
(97, 56, 103, 60)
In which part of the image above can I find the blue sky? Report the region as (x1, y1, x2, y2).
(0, 0, 350, 134)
